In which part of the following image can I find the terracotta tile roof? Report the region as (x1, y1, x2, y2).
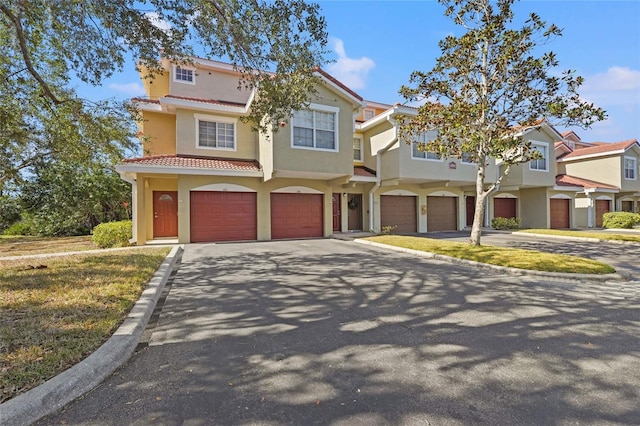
(163, 95, 248, 107)
(122, 155, 261, 171)
(353, 165, 376, 178)
(314, 67, 363, 101)
(560, 139, 639, 160)
(556, 174, 618, 190)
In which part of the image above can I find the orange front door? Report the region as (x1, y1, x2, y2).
(153, 191, 178, 238)
(332, 193, 341, 232)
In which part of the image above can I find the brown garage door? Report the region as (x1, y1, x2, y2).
(380, 195, 417, 233)
(190, 191, 257, 243)
(427, 196, 458, 232)
(550, 199, 570, 229)
(595, 199, 610, 227)
(271, 193, 323, 239)
(494, 198, 517, 219)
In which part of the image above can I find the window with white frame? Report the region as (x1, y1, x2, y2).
(529, 142, 548, 171)
(363, 109, 375, 121)
(174, 65, 195, 84)
(461, 151, 475, 164)
(196, 115, 236, 150)
(624, 156, 636, 180)
(412, 131, 440, 160)
(291, 105, 339, 151)
(353, 137, 363, 161)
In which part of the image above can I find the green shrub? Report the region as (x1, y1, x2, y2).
(491, 216, 521, 230)
(92, 220, 133, 248)
(3, 220, 35, 236)
(602, 212, 640, 229)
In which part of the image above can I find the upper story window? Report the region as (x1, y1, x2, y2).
(624, 156, 636, 180)
(291, 104, 339, 151)
(529, 142, 548, 171)
(461, 152, 475, 164)
(195, 114, 236, 150)
(363, 109, 375, 121)
(412, 131, 441, 161)
(174, 65, 195, 84)
(353, 137, 363, 161)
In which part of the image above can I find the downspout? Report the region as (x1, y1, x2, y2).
(369, 114, 399, 232)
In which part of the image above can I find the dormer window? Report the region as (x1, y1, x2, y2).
(174, 65, 195, 84)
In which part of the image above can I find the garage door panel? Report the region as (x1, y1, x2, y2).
(427, 196, 458, 232)
(380, 195, 417, 234)
(595, 200, 610, 227)
(550, 199, 570, 229)
(190, 192, 257, 242)
(494, 198, 517, 219)
(271, 193, 323, 239)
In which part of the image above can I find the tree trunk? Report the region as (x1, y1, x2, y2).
(470, 163, 487, 246)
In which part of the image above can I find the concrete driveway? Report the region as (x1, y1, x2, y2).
(39, 239, 640, 425)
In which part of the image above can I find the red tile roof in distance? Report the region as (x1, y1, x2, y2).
(354, 165, 376, 178)
(123, 155, 261, 171)
(561, 139, 638, 160)
(162, 95, 248, 107)
(556, 174, 618, 190)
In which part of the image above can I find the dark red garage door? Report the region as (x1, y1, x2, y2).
(494, 198, 517, 219)
(380, 195, 417, 233)
(427, 196, 458, 232)
(550, 199, 570, 229)
(190, 191, 257, 242)
(271, 193, 323, 239)
(595, 199, 610, 227)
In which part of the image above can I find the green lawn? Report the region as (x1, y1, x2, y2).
(365, 235, 615, 274)
(515, 228, 640, 243)
(0, 247, 170, 403)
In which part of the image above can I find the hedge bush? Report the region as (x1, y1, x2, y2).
(491, 216, 521, 230)
(92, 220, 133, 248)
(602, 212, 640, 229)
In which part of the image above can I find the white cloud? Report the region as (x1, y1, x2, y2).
(145, 12, 172, 32)
(108, 82, 146, 97)
(326, 38, 375, 90)
(581, 66, 640, 106)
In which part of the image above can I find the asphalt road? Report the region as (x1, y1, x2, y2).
(38, 239, 640, 425)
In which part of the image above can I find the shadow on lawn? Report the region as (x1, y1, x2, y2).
(38, 240, 640, 425)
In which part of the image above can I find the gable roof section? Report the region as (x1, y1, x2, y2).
(558, 139, 639, 162)
(555, 174, 619, 191)
(117, 155, 263, 177)
(313, 67, 364, 107)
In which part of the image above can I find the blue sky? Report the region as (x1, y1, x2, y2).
(91, 0, 640, 143)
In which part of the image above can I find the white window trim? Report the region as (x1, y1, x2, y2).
(195, 113, 237, 151)
(624, 156, 637, 180)
(353, 136, 363, 162)
(411, 130, 442, 162)
(290, 103, 340, 152)
(363, 108, 375, 121)
(529, 141, 549, 172)
(173, 64, 196, 85)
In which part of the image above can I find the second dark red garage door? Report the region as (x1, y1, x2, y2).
(494, 198, 517, 219)
(271, 193, 323, 239)
(550, 198, 570, 229)
(190, 191, 257, 242)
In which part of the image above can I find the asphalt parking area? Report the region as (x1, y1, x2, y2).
(39, 239, 640, 425)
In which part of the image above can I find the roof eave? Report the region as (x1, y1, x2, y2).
(115, 164, 263, 177)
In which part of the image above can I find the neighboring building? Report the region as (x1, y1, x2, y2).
(117, 57, 639, 244)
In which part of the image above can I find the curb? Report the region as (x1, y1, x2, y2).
(0, 245, 183, 426)
(354, 239, 630, 282)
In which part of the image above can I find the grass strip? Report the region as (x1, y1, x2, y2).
(515, 228, 640, 243)
(0, 247, 170, 403)
(365, 235, 615, 274)
(0, 235, 97, 257)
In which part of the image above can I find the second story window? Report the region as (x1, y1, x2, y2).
(412, 131, 440, 161)
(363, 109, 375, 121)
(529, 143, 548, 171)
(196, 114, 236, 150)
(353, 137, 363, 161)
(624, 157, 636, 180)
(291, 105, 339, 151)
(174, 65, 195, 84)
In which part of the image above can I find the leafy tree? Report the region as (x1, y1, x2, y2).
(398, 0, 605, 245)
(0, 0, 328, 138)
(17, 160, 131, 236)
